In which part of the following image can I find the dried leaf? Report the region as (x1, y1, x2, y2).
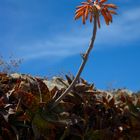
(102, 96, 108, 104)
(74, 83, 89, 92)
(120, 95, 126, 102)
(109, 97, 115, 107)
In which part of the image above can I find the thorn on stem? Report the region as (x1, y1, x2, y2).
(80, 53, 86, 60)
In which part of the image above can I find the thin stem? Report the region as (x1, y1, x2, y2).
(52, 17, 97, 109)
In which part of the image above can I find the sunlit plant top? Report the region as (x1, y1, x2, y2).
(75, 0, 117, 27)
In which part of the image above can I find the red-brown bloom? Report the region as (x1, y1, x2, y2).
(75, 0, 117, 27)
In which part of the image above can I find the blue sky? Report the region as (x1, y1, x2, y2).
(0, 0, 140, 91)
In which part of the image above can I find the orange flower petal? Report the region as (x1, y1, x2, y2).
(81, 2, 90, 5)
(109, 10, 117, 15)
(104, 4, 117, 9)
(85, 7, 89, 19)
(76, 5, 85, 9)
(75, 11, 84, 20)
(100, 0, 107, 4)
(75, 5, 86, 14)
(87, 0, 93, 2)
(106, 11, 112, 22)
(101, 10, 109, 25)
(82, 14, 86, 24)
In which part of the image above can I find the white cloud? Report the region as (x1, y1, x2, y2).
(17, 7, 140, 60)
(95, 7, 140, 49)
(18, 34, 89, 60)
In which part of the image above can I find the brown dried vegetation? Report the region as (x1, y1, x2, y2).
(0, 73, 140, 140)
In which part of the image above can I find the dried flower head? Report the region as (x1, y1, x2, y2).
(75, 0, 117, 27)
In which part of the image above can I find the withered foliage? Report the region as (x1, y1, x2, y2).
(0, 73, 140, 140)
(0, 55, 22, 74)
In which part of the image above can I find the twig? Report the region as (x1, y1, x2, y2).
(16, 98, 21, 111)
(51, 17, 97, 109)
